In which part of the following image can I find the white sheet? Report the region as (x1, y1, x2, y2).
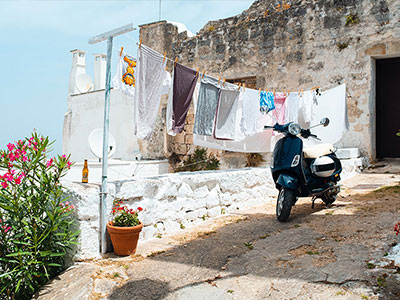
(194, 88, 273, 153)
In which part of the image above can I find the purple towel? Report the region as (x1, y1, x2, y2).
(171, 63, 199, 134)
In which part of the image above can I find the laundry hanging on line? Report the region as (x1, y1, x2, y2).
(133, 44, 170, 140)
(113, 44, 348, 150)
(112, 53, 137, 97)
(166, 63, 199, 135)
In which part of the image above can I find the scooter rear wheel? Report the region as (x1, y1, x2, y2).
(276, 188, 295, 222)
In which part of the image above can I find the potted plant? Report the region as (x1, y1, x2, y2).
(107, 199, 143, 256)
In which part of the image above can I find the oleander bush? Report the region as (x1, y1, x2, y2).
(0, 133, 77, 300)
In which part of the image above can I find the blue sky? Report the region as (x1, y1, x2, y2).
(0, 0, 254, 155)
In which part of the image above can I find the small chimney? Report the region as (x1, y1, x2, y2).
(68, 49, 93, 95)
(93, 53, 107, 90)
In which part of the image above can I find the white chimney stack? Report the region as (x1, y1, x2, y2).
(93, 53, 107, 90)
(68, 49, 93, 95)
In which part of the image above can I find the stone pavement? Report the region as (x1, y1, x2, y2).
(35, 172, 400, 300)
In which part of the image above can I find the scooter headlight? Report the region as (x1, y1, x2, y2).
(288, 123, 301, 136)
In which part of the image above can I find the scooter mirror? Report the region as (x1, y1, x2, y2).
(320, 118, 330, 127)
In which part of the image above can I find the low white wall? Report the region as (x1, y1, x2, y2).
(64, 158, 363, 260)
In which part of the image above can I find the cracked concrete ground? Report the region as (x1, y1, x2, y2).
(35, 171, 400, 300)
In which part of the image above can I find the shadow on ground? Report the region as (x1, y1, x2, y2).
(107, 185, 400, 299)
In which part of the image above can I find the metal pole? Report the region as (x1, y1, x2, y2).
(88, 23, 135, 255)
(99, 36, 113, 254)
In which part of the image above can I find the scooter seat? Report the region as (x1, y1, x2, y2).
(303, 143, 335, 159)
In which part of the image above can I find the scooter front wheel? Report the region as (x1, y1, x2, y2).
(276, 188, 296, 222)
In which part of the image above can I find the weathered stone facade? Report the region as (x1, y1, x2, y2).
(140, 0, 400, 163)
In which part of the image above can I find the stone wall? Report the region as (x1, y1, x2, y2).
(139, 0, 400, 162)
(65, 157, 363, 260)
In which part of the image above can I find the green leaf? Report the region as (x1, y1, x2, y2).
(47, 263, 62, 267)
(15, 278, 22, 292)
(49, 252, 65, 257)
(6, 251, 32, 257)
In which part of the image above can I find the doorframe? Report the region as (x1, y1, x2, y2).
(372, 54, 400, 160)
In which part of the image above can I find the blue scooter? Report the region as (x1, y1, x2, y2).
(264, 118, 342, 222)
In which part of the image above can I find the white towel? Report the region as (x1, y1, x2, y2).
(214, 89, 240, 140)
(304, 84, 348, 146)
(134, 45, 168, 140)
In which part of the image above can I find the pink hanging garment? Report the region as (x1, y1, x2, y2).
(271, 92, 286, 136)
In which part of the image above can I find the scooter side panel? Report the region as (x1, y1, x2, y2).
(271, 136, 303, 183)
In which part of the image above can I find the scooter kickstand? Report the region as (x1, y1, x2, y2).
(311, 196, 317, 209)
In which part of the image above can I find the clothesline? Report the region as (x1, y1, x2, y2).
(129, 41, 343, 96)
(112, 43, 348, 153)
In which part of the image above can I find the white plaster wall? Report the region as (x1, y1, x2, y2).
(64, 159, 363, 260)
(63, 89, 140, 163)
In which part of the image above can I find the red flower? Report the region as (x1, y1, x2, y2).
(137, 207, 143, 212)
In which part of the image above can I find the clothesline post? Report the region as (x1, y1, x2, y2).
(88, 23, 135, 254)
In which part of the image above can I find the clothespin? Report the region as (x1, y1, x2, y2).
(243, 83, 246, 92)
(202, 70, 206, 79)
(196, 68, 199, 77)
(174, 57, 178, 67)
(237, 83, 242, 91)
(288, 90, 290, 95)
(284, 89, 287, 96)
(165, 65, 168, 72)
(139, 39, 142, 49)
(300, 89, 304, 96)
(273, 89, 276, 96)
(163, 51, 167, 63)
(119, 47, 124, 57)
(223, 78, 226, 87)
(259, 88, 262, 95)
(218, 76, 221, 84)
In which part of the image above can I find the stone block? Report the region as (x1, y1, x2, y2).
(175, 133, 185, 144)
(185, 113, 194, 125)
(196, 207, 208, 219)
(185, 124, 194, 133)
(174, 144, 187, 155)
(206, 186, 220, 208)
(336, 148, 360, 159)
(185, 134, 193, 144)
(155, 181, 178, 199)
(178, 182, 194, 198)
(207, 206, 221, 218)
(193, 185, 209, 198)
(365, 43, 386, 56)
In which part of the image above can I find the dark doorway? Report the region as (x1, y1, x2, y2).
(376, 57, 400, 158)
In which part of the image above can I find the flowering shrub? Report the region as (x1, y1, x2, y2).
(111, 199, 142, 227)
(394, 222, 400, 236)
(0, 133, 76, 300)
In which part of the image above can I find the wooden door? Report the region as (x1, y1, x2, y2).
(376, 58, 400, 158)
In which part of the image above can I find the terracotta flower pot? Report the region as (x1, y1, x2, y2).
(107, 221, 143, 256)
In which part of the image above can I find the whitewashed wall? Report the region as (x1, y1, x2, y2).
(63, 158, 363, 260)
(63, 89, 140, 163)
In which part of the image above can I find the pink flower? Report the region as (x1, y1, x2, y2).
(22, 156, 28, 162)
(1, 182, 8, 189)
(67, 161, 72, 169)
(7, 143, 15, 151)
(4, 226, 11, 233)
(15, 174, 23, 185)
(46, 158, 53, 168)
(62, 154, 67, 159)
(8, 153, 15, 162)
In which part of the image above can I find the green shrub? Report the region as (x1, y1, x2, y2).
(174, 148, 220, 172)
(0, 133, 77, 299)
